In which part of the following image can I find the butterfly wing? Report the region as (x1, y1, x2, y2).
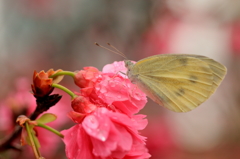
(129, 54, 226, 112)
(184, 54, 227, 94)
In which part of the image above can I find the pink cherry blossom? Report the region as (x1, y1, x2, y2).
(62, 107, 150, 159)
(102, 61, 128, 78)
(65, 61, 150, 158)
(73, 62, 147, 116)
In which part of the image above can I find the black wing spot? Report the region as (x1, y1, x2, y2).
(175, 88, 185, 96)
(189, 75, 198, 83)
(179, 58, 188, 66)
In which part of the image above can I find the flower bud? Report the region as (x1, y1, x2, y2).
(74, 67, 100, 88)
(31, 69, 62, 98)
(71, 96, 97, 114)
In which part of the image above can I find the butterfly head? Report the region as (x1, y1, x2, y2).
(124, 60, 134, 70)
(124, 60, 137, 82)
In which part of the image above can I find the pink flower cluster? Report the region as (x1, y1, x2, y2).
(62, 61, 151, 159)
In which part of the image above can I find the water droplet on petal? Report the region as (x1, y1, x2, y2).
(85, 116, 99, 129)
(100, 87, 107, 93)
(100, 136, 106, 141)
(95, 128, 108, 141)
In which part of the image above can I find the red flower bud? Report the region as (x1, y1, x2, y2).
(31, 69, 62, 98)
(71, 96, 97, 114)
(74, 67, 99, 88)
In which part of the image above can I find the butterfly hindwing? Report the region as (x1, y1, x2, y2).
(128, 54, 226, 112)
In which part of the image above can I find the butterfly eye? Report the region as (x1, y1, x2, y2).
(124, 61, 128, 67)
(125, 60, 133, 68)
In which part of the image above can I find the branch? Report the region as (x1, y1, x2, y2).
(0, 94, 62, 152)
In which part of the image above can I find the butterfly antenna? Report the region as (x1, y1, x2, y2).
(107, 43, 128, 59)
(95, 42, 128, 59)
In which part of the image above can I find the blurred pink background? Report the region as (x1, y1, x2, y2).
(0, 0, 240, 159)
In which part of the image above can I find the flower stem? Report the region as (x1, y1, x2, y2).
(50, 71, 75, 78)
(37, 122, 64, 138)
(51, 83, 77, 99)
(25, 122, 41, 159)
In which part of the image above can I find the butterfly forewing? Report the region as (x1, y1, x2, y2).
(128, 54, 226, 112)
(187, 55, 227, 94)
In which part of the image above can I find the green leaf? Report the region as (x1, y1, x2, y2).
(36, 113, 57, 124)
(37, 122, 64, 138)
(25, 125, 40, 147)
(25, 122, 42, 158)
(32, 130, 41, 149)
